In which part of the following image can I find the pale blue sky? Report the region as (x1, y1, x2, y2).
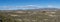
(0, 0, 60, 10)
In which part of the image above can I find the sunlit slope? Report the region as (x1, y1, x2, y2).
(0, 8, 60, 22)
(8, 10, 58, 22)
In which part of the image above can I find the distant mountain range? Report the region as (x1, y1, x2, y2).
(24, 8, 59, 11)
(0, 8, 59, 12)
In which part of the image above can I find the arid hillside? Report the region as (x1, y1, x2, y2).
(0, 8, 60, 22)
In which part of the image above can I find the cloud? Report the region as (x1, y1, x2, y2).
(47, 5, 57, 8)
(0, 5, 44, 10)
(15, 5, 43, 9)
(48, 5, 53, 7)
(0, 5, 57, 10)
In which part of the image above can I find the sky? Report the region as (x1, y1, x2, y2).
(0, 0, 60, 10)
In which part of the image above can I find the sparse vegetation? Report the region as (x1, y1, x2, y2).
(0, 10, 60, 22)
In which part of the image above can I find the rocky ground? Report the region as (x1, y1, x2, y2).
(0, 10, 60, 22)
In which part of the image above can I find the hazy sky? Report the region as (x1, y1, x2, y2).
(0, 0, 60, 10)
